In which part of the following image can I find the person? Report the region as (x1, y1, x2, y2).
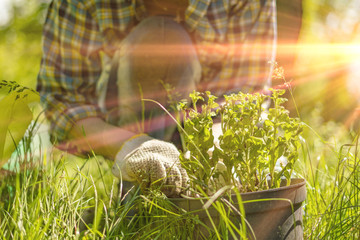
(37, 0, 277, 197)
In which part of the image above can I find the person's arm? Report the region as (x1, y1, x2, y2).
(37, 0, 118, 151)
(67, 117, 136, 160)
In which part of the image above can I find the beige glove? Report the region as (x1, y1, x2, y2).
(112, 134, 188, 197)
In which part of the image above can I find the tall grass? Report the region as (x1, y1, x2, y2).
(0, 118, 244, 239)
(1, 106, 359, 239)
(298, 106, 360, 239)
(0, 151, 241, 239)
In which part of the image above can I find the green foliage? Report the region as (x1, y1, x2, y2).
(0, 137, 239, 239)
(0, 1, 358, 239)
(296, 105, 360, 239)
(0, 80, 39, 168)
(0, 0, 46, 89)
(178, 91, 219, 190)
(178, 89, 303, 194)
(1, 112, 359, 239)
(0, 0, 45, 169)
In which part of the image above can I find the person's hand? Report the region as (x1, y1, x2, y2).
(112, 135, 189, 197)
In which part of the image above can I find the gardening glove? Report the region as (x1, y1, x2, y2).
(112, 134, 189, 197)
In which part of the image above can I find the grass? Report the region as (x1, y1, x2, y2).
(0, 107, 359, 239)
(298, 107, 360, 239)
(0, 154, 247, 239)
(0, 129, 239, 239)
(302, 141, 360, 239)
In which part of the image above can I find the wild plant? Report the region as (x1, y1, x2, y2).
(178, 89, 303, 194)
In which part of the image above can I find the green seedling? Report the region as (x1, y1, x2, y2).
(178, 89, 303, 193)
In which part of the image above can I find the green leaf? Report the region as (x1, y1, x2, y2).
(0, 91, 36, 168)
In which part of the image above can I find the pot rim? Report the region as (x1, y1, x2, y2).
(241, 178, 305, 196)
(172, 178, 306, 201)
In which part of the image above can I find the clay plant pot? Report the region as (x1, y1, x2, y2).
(171, 178, 306, 240)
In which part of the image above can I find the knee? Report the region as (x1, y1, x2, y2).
(127, 16, 192, 45)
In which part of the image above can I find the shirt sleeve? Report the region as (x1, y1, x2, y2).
(37, 0, 104, 143)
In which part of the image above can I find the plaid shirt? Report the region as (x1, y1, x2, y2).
(37, 0, 277, 142)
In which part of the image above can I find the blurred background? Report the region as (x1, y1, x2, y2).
(0, 0, 359, 130)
